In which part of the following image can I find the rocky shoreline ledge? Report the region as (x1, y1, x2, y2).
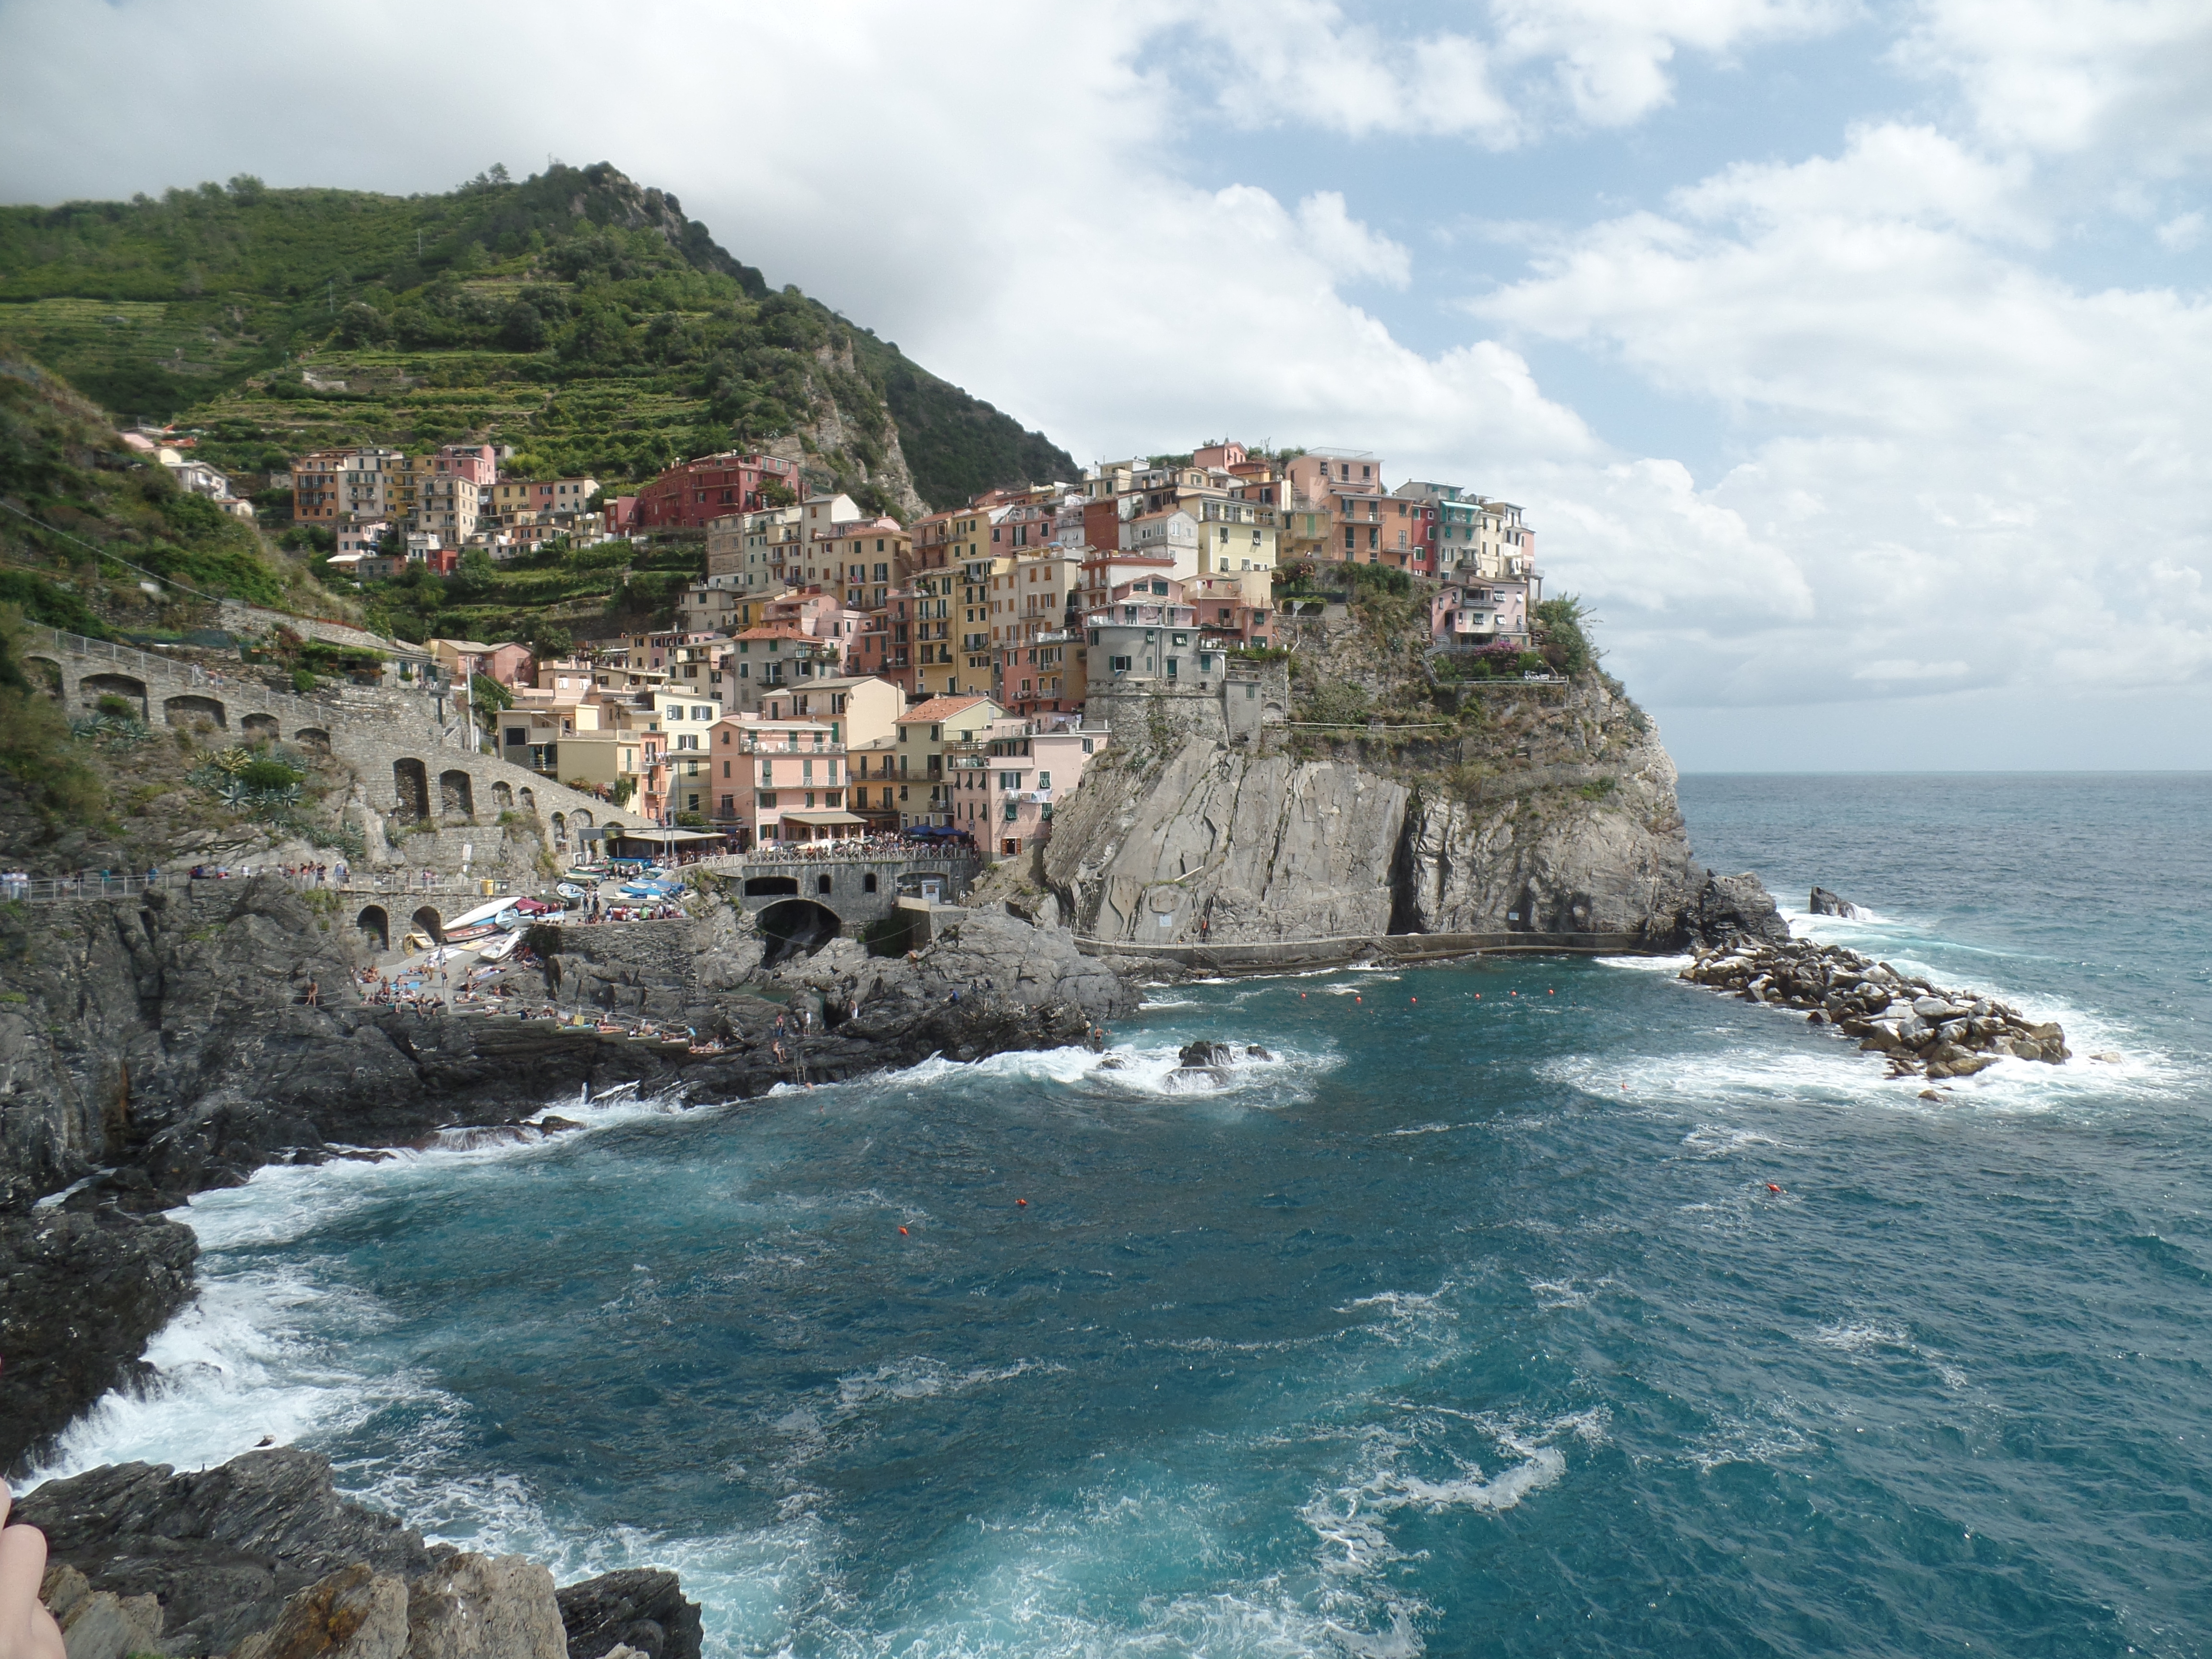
(1679, 937, 2069, 1080)
(0, 880, 1134, 1476)
(21, 1445, 699, 1658)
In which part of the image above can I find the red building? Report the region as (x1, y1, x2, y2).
(633, 453, 803, 531)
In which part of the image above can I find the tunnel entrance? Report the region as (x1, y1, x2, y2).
(756, 898, 843, 966)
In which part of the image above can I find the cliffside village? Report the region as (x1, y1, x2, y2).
(237, 438, 1542, 857)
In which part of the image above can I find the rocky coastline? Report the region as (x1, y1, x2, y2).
(1, 879, 1135, 1653)
(1678, 934, 2070, 1081)
(0, 878, 1132, 1475)
(21, 1445, 701, 1659)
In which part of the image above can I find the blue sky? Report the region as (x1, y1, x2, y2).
(4, 0, 2211, 769)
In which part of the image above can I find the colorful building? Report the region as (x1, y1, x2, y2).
(633, 452, 803, 531)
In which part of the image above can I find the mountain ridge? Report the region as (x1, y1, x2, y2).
(0, 162, 1076, 514)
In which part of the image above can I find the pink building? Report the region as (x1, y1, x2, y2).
(482, 643, 535, 688)
(1430, 577, 1533, 649)
(430, 444, 497, 488)
(708, 712, 855, 846)
(950, 716, 1107, 860)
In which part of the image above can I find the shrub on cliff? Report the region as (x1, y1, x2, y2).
(0, 604, 107, 828)
(1535, 596, 1599, 676)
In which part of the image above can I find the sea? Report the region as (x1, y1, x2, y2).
(37, 774, 2212, 1658)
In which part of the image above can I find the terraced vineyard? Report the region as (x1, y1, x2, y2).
(0, 163, 1074, 512)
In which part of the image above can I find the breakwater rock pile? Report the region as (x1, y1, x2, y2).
(21, 1446, 702, 1659)
(1680, 939, 2069, 1079)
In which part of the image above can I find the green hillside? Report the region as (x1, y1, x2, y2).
(0, 357, 345, 634)
(0, 163, 1075, 513)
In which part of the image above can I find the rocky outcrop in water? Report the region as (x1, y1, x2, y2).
(1809, 886, 1863, 919)
(20, 1447, 703, 1659)
(557, 1569, 705, 1659)
(1679, 939, 2069, 1079)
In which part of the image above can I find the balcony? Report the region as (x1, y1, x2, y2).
(739, 738, 840, 755)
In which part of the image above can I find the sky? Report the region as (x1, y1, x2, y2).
(4, 0, 2211, 770)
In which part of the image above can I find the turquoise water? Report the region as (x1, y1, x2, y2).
(47, 775, 2212, 1657)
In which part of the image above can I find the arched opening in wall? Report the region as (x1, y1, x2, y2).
(816, 873, 833, 896)
(81, 672, 146, 717)
(571, 808, 593, 830)
(744, 875, 799, 898)
(551, 812, 567, 848)
(438, 769, 474, 818)
(863, 872, 878, 893)
(294, 727, 331, 750)
(163, 693, 225, 728)
(242, 713, 279, 741)
(355, 905, 389, 952)
(24, 656, 63, 699)
(755, 898, 843, 966)
(519, 787, 536, 812)
(393, 759, 430, 819)
(492, 781, 513, 809)
(410, 905, 445, 946)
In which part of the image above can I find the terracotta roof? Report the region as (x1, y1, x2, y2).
(897, 695, 994, 724)
(734, 625, 806, 640)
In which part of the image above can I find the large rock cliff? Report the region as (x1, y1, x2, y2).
(1046, 666, 1782, 953)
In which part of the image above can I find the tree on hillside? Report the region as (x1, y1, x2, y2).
(528, 621, 573, 661)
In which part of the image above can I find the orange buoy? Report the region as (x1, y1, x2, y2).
(1766, 1184, 1782, 1194)
(1017, 1199, 1028, 1207)
(899, 1225, 910, 1234)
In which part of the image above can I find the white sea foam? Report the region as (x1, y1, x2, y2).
(1808, 1320, 1911, 1354)
(1680, 1124, 1791, 1159)
(1595, 952, 1694, 973)
(29, 1261, 434, 1486)
(851, 1038, 1335, 1108)
(1527, 1277, 1615, 1311)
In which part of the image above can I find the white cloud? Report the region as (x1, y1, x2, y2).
(1896, 0, 2212, 171)
(2156, 209, 2207, 249)
(1198, 1, 1518, 143)
(1492, 0, 1855, 126)
(1184, 0, 1852, 141)
(1852, 658, 1969, 680)
(1474, 124, 2212, 709)
(1292, 191, 1412, 286)
(1675, 123, 2040, 240)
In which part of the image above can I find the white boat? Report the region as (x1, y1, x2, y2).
(443, 895, 522, 931)
(478, 930, 523, 962)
